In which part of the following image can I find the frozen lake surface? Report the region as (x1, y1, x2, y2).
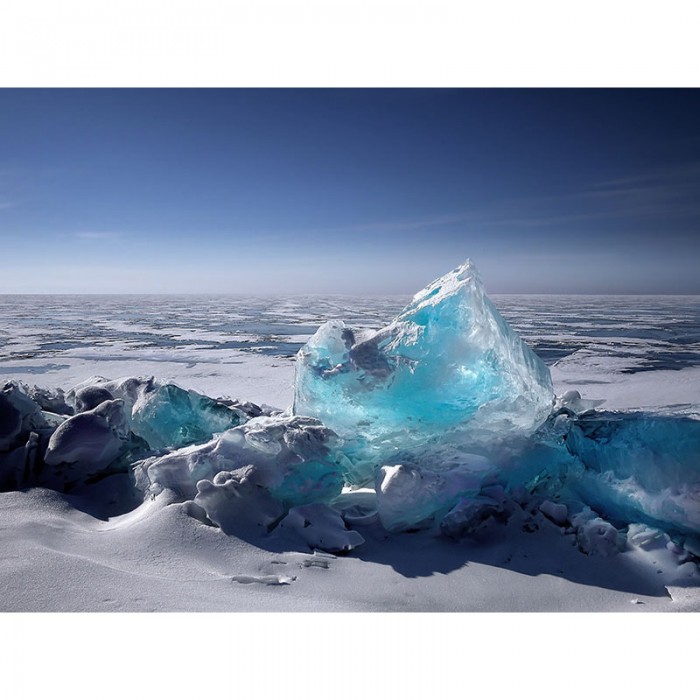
(1, 293, 699, 612)
(2, 293, 699, 410)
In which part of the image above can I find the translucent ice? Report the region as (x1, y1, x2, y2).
(69, 377, 253, 452)
(564, 412, 700, 535)
(294, 261, 553, 481)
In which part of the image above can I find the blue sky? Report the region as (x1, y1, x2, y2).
(1, 88, 699, 294)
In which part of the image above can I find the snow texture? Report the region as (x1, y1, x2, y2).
(275, 503, 365, 553)
(135, 413, 345, 506)
(375, 459, 491, 532)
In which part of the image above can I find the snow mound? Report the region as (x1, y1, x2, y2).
(135, 413, 345, 505)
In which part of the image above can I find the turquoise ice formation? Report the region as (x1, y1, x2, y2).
(563, 412, 700, 535)
(294, 260, 554, 480)
(1, 262, 699, 549)
(69, 377, 251, 451)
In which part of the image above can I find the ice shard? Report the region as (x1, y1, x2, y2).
(294, 260, 553, 481)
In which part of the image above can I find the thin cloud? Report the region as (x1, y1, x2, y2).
(468, 161, 700, 229)
(72, 231, 123, 240)
(592, 161, 700, 190)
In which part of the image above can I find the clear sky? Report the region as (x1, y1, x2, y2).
(1, 88, 699, 294)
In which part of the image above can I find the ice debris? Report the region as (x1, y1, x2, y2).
(0, 382, 56, 490)
(294, 260, 553, 481)
(194, 468, 285, 536)
(539, 500, 568, 525)
(275, 503, 365, 553)
(375, 458, 492, 532)
(571, 509, 624, 556)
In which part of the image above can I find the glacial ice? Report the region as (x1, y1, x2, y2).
(294, 260, 554, 481)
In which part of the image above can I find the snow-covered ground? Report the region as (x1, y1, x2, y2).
(1, 293, 699, 612)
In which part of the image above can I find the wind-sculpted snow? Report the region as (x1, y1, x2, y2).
(276, 503, 365, 553)
(43, 399, 133, 490)
(135, 413, 345, 504)
(375, 459, 493, 532)
(294, 261, 554, 482)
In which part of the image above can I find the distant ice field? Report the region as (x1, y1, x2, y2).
(1, 294, 699, 412)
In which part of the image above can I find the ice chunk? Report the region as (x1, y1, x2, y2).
(375, 457, 491, 532)
(1, 383, 54, 490)
(439, 494, 506, 539)
(135, 414, 345, 506)
(540, 501, 569, 525)
(626, 523, 671, 552)
(294, 261, 553, 482)
(68, 377, 253, 451)
(0, 389, 24, 453)
(553, 390, 604, 417)
(43, 399, 137, 490)
(128, 382, 248, 451)
(539, 500, 568, 525)
(0, 381, 49, 452)
(565, 412, 700, 535)
(194, 469, 285, 536)
(571, 508, 624, 556)
(275, 503, 365, 553)
(74, 385, 114, 412)
(23, 384, 74, 416)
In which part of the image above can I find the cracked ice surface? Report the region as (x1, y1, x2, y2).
(294, 261, 554, 481)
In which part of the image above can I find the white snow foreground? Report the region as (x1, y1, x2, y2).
(0, 261, 699, 611)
